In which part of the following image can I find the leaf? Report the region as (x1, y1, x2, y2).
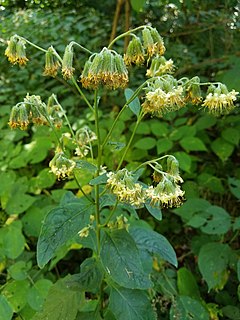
(107, 141, 126, 151)
(27, 279, 52, 311)
(100, 229, 151, 289)
(222, 305, 240, 320)
(134, 137, 156, 150)
(124, 88, 141, 116)
(8, 261, 31, 281)
(197, 173, 224, 194)
(221, 128, 239, 145)
(173, 151, 192, 173)
(177, 267, 201, 300)
(89, 173, 108, 185)
(32, 277, 81, 320)
(145, 202, 162, 221)
(6, 193, 36, 215)
(24, 137, 52, 164)
(180, 137, 207, 152)
(173, 198, 211, 222)
(0, 295, 13, 320)
(170, 296, 209, 320)
(129, 227, 177, 267)
(37, 197, 93, 268)
(228, 177, 240, 199)
(2, 280, 30, 313)
(66, 258, 103, 292)
(195, 115, 217, 130)
(150, 121, 169, 137)
(75, 160, 97, 173)
(200, 206, 231, 235)
(109, 286, 156, 320)
(211, 138, 234, 161)
(237, 259, 240, 282)
(198, 242, 231, 291)
(156, 138, 173, 154)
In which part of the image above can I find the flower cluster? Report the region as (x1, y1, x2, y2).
(107, 156, 184, 209)
(202, 84, 239, 115)
(142, 76, 185, 117)
(107, 169, 145, 207)
(124, 37, 145, 66)
(49, 149, 76, 180)
(142, 27, 165, 57)
(146, 56, 174, 77)
(61, 44, 75, 80)
(184, 76, 202, 105)
(80, 48, 128, 90)
(5, 35, 28, 66)
(8, 94, 48, 130)
(75, 126, 97, 158)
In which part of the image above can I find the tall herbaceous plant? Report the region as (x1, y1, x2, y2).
(5, 26, 239, 319)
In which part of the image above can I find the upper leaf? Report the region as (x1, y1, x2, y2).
(100, 229, 151, 290)
(124, 88, 141, 116)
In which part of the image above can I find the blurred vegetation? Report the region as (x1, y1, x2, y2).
(0, 0, 239, 319)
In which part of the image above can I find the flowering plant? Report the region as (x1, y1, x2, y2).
(5, 25, 239, 319)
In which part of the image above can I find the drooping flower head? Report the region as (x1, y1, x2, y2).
(107, 168, 145, 207)
(49, 149, 76, 180)
(124, 37, 145, 66)
(43, 46, 60, 77)
(202, 83, 239, 115)
(80, 48, 128, 90)
(62, 44, 75, 80)
(184, 76, 202, 105)
(142, 76, 185, 117)
(5, 36, 28, 66)
(75, 126, 97, 158)
(142, 27, 165, 57)
(146, 55, 174, 77)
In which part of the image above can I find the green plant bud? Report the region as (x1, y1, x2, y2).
(150, 27, 165, 55)
(219, 83, 229, 94)
(44, 46, 60, 77)
(62, 44, 75, 80)
(49, 151, 76, 180)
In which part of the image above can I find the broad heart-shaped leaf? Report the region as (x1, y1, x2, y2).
(109, 286, 157, 320)
(129, 227, 177, 267)
(124, 88, 141, 116)
(65, 258, 103, 293)
(170, 296, 209, 320)
(32, 277, 82, 320)
(100, 229, 151, 289)
(0, 295, 13, 320)
(37, 197, 93, 268)
(198, 242, 232, 291)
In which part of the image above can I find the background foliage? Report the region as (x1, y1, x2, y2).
(0, 0, 239, 319)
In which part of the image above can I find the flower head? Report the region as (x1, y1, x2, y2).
(62, 44, 75, 80)
(5, 36, 28, 66)
(80, 48, 128, 90)
(142, 27, 165, 57)
(202, 84, 238, 115)
(5, 36, 18, 64)
(146, 56, 174, 77)
(107, 169, 145, 207)
(49, 150, 76, 180)
(8, 104, 29, 130)
(43, 46, 60, 77)
(184, 76, 202, 105)
(124, 37, 145, 66)
(75, 126, 97, 158)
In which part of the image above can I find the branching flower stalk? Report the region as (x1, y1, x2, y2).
(5, 25, 239, 319)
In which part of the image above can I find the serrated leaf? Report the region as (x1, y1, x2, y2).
(109, 286, 156, 320)
(66, 258, 103, 292)
(0, 295, 13, 320)
(37, 198, 93, 268)
(100, 229, 151, 289)
(129, 227, 177, 267)
(211, 138, 234, 161)
(198, 242, 231, 290)
(145, 202, 162, 221)
(180, 137, 207, 152)
(124, 88, 141, 116)
(32, 277, 81, 320)
(170, 296, 209, 320)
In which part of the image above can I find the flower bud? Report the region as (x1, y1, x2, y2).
(5, 36, 18, 64)
(15, 39, 28, 66)
(62, 45, 75, 80)
(49, 150, 76, 180)
(8, 104, 29, 130)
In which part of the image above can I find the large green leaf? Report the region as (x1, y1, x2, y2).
(156, 138, 173, 154)
(177, 267, 201, 300)
(37, 197, 93, 268)
(211, 138, 234, 161)
(32, 277, 81, 320)
(129, 227, 177, 267)
(198, 242, 232, 290)
(109, 286, 156, 320)
(180, 137, 207, 152)
(2, 280, 30, 313)
(100, 229, 151, 289)
(134, 137, 156, 150)
(170, 296, 209, 320)
(27, 279, 52, 311)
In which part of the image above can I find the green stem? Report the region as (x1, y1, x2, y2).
(93, 90, 102, 255)
(18, 36, 47, 53)
(101, 200, 119, 227)
(117, 110, 144, 170)
(73, 172, 94, 203)
(69, 41, 93, 55)
(70, 77, 94, 112)
(108, 25, 147, 49)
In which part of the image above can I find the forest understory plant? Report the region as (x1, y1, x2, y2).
(4, 25, 239, 319)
